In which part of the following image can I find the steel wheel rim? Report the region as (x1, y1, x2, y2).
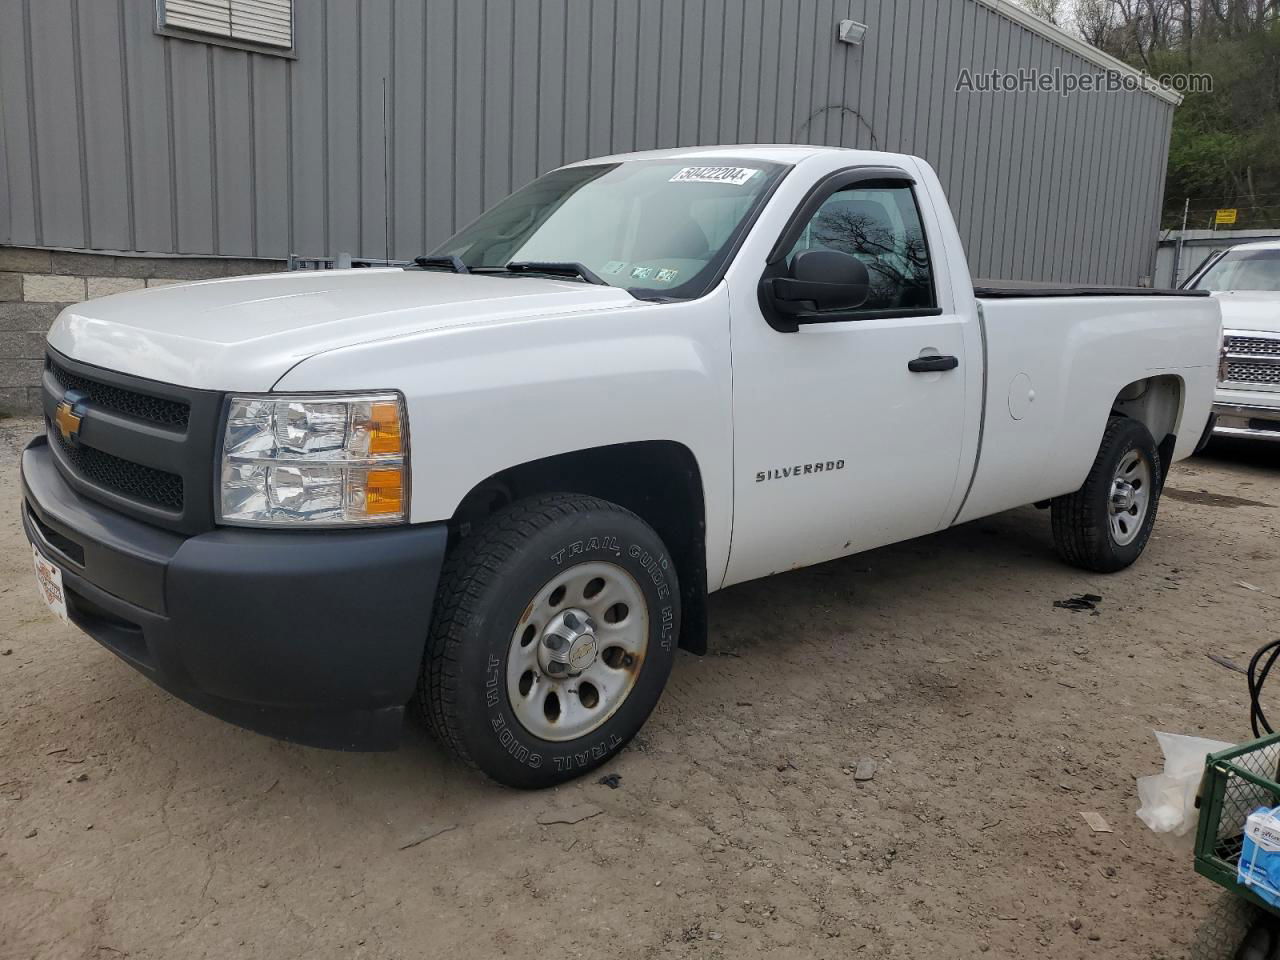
(506, 561, 649, 742)
(1108, 449, 1152, 546)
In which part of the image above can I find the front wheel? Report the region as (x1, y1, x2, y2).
(1051, 416, 1163, 573)
(419, 494, 680, 788)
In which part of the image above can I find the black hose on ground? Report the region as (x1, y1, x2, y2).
(1248, 639, 1280, 738)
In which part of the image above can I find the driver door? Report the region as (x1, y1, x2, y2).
(724, 169, 970, 586)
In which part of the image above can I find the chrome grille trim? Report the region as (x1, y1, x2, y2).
(1221, 329, 1280, 391)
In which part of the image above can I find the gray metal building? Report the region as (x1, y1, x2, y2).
(0, 0, 1179, 284)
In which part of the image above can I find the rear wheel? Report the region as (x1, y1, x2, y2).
(419, 494, 680, 788)
(1051, 416, 1163, 573)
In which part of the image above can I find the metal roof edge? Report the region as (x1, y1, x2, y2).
(969, 0, 1183, 107)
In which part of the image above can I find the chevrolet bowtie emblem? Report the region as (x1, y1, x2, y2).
(54, 389, 88, 445)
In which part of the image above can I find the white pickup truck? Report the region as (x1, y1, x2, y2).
(1183, 240, 1280, 441)
(22, 146, 1221, 787)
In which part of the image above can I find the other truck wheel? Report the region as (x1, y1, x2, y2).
(1051, 416, 1163, 573)
(419, 494, 680, 788)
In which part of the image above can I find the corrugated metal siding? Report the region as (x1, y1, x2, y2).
(0, 0, 1174, 284)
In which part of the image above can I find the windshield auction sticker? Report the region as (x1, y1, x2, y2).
(669, 166, 760, 185)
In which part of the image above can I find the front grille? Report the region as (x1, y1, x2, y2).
(1226, 335, 1280, 358)
(1226, 361, 1280, 386)
(44, 348, 222, 533)
(46, 356, 190, 429)
(49, 418, 185, 511)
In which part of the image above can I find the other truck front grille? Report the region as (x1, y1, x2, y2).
(49, 422, 185, 511)
(1222, 331, 1280, 390)
(1226, 362, 1280, 386)
(1225, 335, 1280, 358)
(46, 355, 191, 429)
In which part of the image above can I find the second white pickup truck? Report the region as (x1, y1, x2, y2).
(1184, 241, 1280, 441)
(22, 145, 1221, 787)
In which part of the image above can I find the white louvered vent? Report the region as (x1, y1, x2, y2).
(230, 0, 293, 48)
(160, 0, 293, 49)
(161, 0, 232, 37)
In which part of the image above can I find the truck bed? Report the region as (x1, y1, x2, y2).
(973, 279, 1209, 299)
(954, 289, 1221, 528)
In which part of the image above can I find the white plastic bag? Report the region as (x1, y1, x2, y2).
(1135, 731, 1234, 843)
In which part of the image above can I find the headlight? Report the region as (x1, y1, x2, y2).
(218, 393, 409, 526)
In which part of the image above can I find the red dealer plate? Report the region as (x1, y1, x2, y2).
(31, 544, 69, 623)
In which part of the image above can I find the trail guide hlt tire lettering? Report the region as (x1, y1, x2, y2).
(418, 494, 680, 788)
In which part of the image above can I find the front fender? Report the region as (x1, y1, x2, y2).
(274, 286, 735, 588)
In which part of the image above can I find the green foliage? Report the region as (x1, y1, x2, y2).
(1150, 22, 1280, 226)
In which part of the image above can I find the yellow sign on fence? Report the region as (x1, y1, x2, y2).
(1216, 208, 1238, 225)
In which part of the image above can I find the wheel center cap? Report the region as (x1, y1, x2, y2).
(568, 634, 598, 673)
(538, 608, 598, 677)
(1111, 480, 1137, 512)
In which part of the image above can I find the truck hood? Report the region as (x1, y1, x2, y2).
(47, 268, 637, 391)
(1213, 291, 1280, 333)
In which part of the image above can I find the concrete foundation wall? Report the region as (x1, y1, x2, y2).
(0, 247, 283, 417)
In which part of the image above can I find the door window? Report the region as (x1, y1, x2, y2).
(787, 183, 936, 312)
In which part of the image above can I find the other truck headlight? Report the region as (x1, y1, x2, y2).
(218, 393, 409, 526)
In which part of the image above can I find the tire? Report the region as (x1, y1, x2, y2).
(1186, 890, 1262, 960)
(1051, 416, 1163, 573)
(419, 493, 680, 788)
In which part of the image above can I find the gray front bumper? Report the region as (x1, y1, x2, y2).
(22, 435, 448, 750)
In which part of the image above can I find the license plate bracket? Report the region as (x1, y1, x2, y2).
(31, 544, 69, 623)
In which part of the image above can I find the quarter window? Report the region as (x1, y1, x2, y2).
(788, 183, 936, 312)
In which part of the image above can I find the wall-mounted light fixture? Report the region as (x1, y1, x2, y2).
(837, 19, 868, 45)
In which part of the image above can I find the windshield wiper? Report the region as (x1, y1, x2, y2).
(412, 255, 469, 274)
(502, 261, 607, 285)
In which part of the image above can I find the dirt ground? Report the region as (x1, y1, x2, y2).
(2, 417, 1278, 960)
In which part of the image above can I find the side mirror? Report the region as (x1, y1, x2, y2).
(759, 250, 872, 331)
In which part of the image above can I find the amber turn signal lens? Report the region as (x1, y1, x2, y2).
(362, 467, 405, 516)
(367, 401, 403, 455)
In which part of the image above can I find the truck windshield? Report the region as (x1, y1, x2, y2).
(1191, 248, 1280, 292)
(428, 159, 789, 300)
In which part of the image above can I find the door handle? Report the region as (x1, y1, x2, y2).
(908, 355, 959, 373)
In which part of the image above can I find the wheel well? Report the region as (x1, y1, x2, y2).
(450, 441, 709, 655)
(1111, 374, 1183, 473)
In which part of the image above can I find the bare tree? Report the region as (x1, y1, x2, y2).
(1021, 0, 1065, 24)
(1020, 0, 1278, 51)
(1075, 0, 1119, 46)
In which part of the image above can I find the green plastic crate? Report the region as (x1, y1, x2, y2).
(1194, 732, 1280, 912)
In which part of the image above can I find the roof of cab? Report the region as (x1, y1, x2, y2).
(1228, 239, 1280, 252)
(560, 144, 904, 168)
